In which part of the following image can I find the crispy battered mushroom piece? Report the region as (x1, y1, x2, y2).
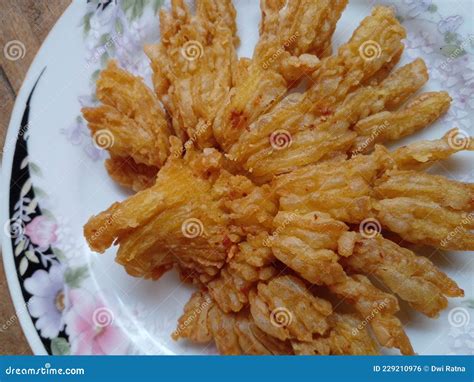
(207, 304, 243, 355)
(352, 92, 452, 153)
(391, 128, 474, 171)
(213, 0, 348, 151)
(227, 17, 416, 181)
(374, 198, 474, 251)
(145, 0, 239, 146)
(258, 0, 348, 81)
(84, 147, 237, 280)
(105, 156, 158, 192)
(268, 208, 461, 320)
(249, 275, 333, 342)
(82, 61, 171, 184)
(229, 58, 428, 182)
(274, 133, 474, 250)
(291, 313, 379, 355)
(176, 283, 379, 355)
(215, 176, 279, 234)
(173, 291, 292, 355)
(360, 46, 404, 87)
(269, 212, 348, 285)
(234, 312, 294, 355)
(343, 235, 464, 317)
(259, 0, 347, 59)
(172, 291, 213, 343)
(84, 143, 281, 281)
(375, 170, 474, 211)
(208, 233, 277, 313)
(306, 6, 406, 110)
(372, 161, 474, 250)
(329, 275, 414, 355)
(368, 57, 429, 111)
(273, 146, 392, 222)
(268, 206, 463, 315)
(246, 225, 408, 352)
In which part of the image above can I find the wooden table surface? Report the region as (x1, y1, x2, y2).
(0, 0, 71, 355)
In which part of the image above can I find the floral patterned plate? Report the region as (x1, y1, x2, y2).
(1, 0, 473, 355)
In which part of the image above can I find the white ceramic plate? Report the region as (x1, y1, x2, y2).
(2, 0, 473, 355)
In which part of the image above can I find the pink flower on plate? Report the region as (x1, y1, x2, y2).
(25, 216, 58, 249)
(65, 289, 128, 355)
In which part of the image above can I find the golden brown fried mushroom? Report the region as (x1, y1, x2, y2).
(208, 233, 277, 313)
(249, 275, 333, 342)
(173, 291, 293, 355)
(84, 144, 282, 282)
(105, 156, 158, 192)
(82, 61, 171, 182)
(85, 148, 235, 280)
(292, 314, 379, 355)
(172, 291, 213, 343)
(329, 274, 414, 355)
(391, 128, 473, 171)
(269, 212, 348, 285)
(273, 146, 391, 222)
(227, 39, 422, 182)
(228, 58, 428, 182)
(259, 0, 348, 59)
(344, 235, 464, 317)
(274, 135, 474, 251)
(375, 170, 474, 211)
(83, 2, 473, 357)
(213, 0, 348, 152)
(353, 91, 452, 153)
(146, 0, 239, 146)
(375, 198, 474, 251)
(257, 0, 348, 81)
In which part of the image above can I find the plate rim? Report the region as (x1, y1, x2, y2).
(1, 2, 76, 355)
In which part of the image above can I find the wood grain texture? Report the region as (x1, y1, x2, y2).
(0, 0, 71, 355)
